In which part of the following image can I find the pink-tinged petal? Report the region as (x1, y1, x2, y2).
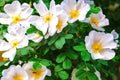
(33, 1, 48, 16)
(0, 40, 11, 51)
(4, 1, 21, 17)
(17, 36, 28, 48)
(101, 49, 115, 60)
(50, 0, 56, 14)
(91, 53, 104, 60)
(27, 33, 43, 43)
(20, 3, 33, 19)
(28, 15, 41, 24)
(48, 16, 58, 36)
(0, 13, 12, 24)
(2, 48, 16, 61)
(4, 33, 15, 43)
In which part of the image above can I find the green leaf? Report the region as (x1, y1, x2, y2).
(58, 71, 69, 80)
(40, 59, 51, 66)
(81, 51, 91, 61)
(56, 53, 66, 63)
(55, 37, 65, 49)
(27, 25, 38, 34)
(97, 60, 108, 66)
(33, 62, 42, 69)
(66, 51, 78, 60)
(20, 47, 29, 56)
(62, 58, 72, 69)
(86, 72, 98, 80)
(64, 34, 73, 39)
(48, 34, 59, 45)
(55, 65, 63, 72)
(73, 43, 86, 52)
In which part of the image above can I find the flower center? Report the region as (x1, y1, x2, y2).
(0, 51, 8, 62)
(69, 9, 80, 19)
(32, 69, 43, 79)
(13, 75, 23, 80)
(91, 17, 99, 27)
(12, 15, 21, 23)
(11, 40, 19, 48)
(92, 42, 103, 53)
(56, 20, 63, 30)
(43, 14, 52, 23)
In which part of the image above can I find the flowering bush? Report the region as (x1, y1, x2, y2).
(0, 0, 119, 80)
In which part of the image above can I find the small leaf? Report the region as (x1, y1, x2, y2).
(55, 65, 63, 72)
(62, 58, 72, 69)
(56, 53, 66, 63)
(20, 47, 29, 56)
(58, 71, 69, 80)
(66, 51, 78, 60)
(33, 62, 42, 69)
(55, 37, 65, 49)
(64, 34, 73, 39)
(73, 43, 86, 52)
(40, 59, 51, 66)
(81, 51, 91, 61)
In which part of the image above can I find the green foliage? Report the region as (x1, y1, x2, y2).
(55, 37, 65, 49)
(58, 71, 69, 80)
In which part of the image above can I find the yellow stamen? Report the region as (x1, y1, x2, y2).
(91, 17, 99, 27)
(69, 9, 80, 19)
(11, 40, 19, 48)
(0, 51, 8, 62)
(92, 42, 103, 53)
(13, 75, 23, 80)
(43, 14, 52, 23)
(32, 69, 43, 79)
(56, 20, 63, 30)
(12, 15, 21, 23)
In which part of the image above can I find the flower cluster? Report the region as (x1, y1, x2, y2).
(0, 0, 119, 80)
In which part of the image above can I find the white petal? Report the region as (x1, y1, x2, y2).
(0, 13, 12, 24)
(48, 16, 58, 36)
(17, 36, 28, 48)
(4, 33, 16, 43)
(111, 30, 119, 39)
(33, 1, 48, 16)
(27, 33, 43, 43)
(50, 0, 56, 14)
(2, 48, 16, 61)
(20, 3, 33, 19)
(28, 15, 41, 25)
(0, 39, 11, 51)
(46, 69, 51, 76)
(4, 1, 21, 17)
(101, 49, 115, 60)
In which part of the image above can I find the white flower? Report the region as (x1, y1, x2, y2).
(61, 0, 90, 23)
(22, 62, 51, 80)
(1, 65, 28, 80)
(27, 33, 43, 43)
(56, 6, 68, 33)
(86, 10, 109, 31)
(85, 30, 117, 60)
(33, 0, 61, 36)
(0, 26, 28, 61)
(0, 1, 33, 28)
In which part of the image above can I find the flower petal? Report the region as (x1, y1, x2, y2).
(33, 1, 48, 16)
(2, 48, 16, 61)
(20, 3, 33, 19)
(101, 49, 115, 60)
(4, 1, 21, 17)
(0, 13, 12, 24)
(0, 40, 11, 51)
(17, 36, 28, 48)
